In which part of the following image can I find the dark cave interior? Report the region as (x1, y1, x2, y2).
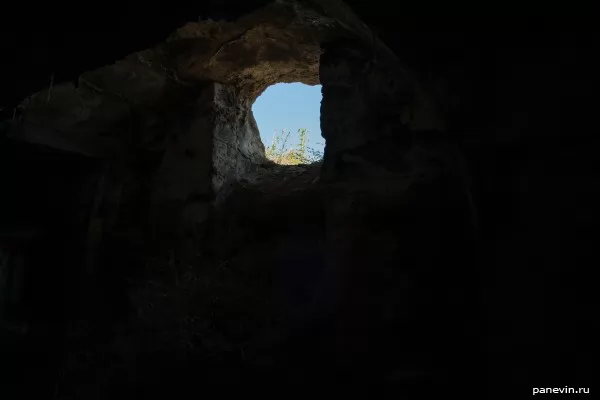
(0, 0, 598, 397)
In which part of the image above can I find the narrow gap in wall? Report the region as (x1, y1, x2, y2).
(252, 82, 324, 165)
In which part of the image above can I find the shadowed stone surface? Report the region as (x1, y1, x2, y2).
(0, 0, 597, 398)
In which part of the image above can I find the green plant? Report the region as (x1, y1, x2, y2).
(265, 128, 323, 165)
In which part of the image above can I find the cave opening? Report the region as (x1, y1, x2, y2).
(0, 1, 340, 391)
(0, 0, 448, 387)
(252, 82, 324, 165)
(1, 0, 597, 395)
(6, 0, 591, 394)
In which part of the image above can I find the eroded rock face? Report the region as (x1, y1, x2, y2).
(6, 0, 344, 249)
(0, 0, 482, 391)
(296, 39, 479, 385)
(10, 0, 337, 155)
(151, 3, 326, 98)
(212, 83, 267, 193)
(3, 0, 470, 389)
(3, 0, 595, 396)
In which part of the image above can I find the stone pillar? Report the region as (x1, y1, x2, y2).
(149, 85, 215, 255)
(315, 40, 478, 384)
(212, 83, 266, 193)
(149, 82, 266, 257)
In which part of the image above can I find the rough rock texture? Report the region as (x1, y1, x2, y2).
(305, 41, 478, 387)
(4, 0, 345, 253)
(149, 84, 215, 243)
(148, 2, 328, 99)
(9, 0, 338, 152)
(54, 163, 326, 395)
(1, 0, 598, 398)
(212, 83, 267, 193)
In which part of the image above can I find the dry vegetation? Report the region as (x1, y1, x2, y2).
(265, 128, 323, 165)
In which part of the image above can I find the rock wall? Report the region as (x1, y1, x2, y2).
(212, 83, 267, 193)
(5, 0, 334, 254)
(1, 0, 597, 395)
(149, 84, 215, 246)
(311, 40, 478, 386)
(150, 82, 267, 252)
(9, 74, 269, 251)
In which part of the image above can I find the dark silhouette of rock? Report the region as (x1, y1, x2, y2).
(0, 0, 597, 398)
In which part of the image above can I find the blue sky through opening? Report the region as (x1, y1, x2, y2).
(252, 82, 324, 153)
